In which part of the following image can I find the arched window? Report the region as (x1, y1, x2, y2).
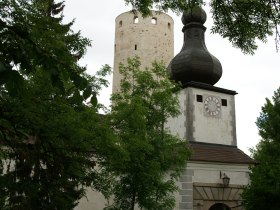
(133, 16, 139, 23)
(151, 17, 157, 24)
(168, 22, 171, 29)
(209, 203, 230, 210)
(119, 20, 122, 27)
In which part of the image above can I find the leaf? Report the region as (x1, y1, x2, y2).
(0, 69, 24, 96)
(83, 85, 92, 99)
(90, 93, 98, 107)
(51, 74, 65, 93)
(70, 71, 89, 91)
(0, 62, 7, 72)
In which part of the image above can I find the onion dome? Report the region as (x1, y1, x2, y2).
(168, 7, 222, 86)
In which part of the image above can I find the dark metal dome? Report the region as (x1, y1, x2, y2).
(168, 7, 222, 86)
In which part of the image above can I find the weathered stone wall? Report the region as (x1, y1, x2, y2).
(112, 10, 174, 93)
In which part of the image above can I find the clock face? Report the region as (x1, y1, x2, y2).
(204, 96, 221, 116)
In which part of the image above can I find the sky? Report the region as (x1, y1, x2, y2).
(63, 0, 279, 155)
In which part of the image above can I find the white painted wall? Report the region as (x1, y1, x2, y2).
(188, 162, 250, 186)
(165, 88, 188, 139)
(192, 88, 236, 145)
(175, 161, 251, 210)
(166, 87, 237, 146)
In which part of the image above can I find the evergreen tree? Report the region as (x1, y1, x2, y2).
(0, 1, 117, 209)
(243, 87, 280, 210)
(106, 57, 191, 210)
(0, 69, 114, 209)
(0, 0, 91, 94)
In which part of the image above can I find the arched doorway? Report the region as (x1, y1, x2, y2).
(209, 203, 231, 210)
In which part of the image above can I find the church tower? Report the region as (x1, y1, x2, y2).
(112, 10, 174, 93)
(166, 7, 254, 210)
(167, 7, 236, 146)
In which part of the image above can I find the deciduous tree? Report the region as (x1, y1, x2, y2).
(242, 87, 280, 210)
(124, 0, 280, 54)
(106, 57, 191, 210)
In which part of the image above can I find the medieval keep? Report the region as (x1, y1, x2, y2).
(112, 10, 174, 93)
(76, 7, 254, 210)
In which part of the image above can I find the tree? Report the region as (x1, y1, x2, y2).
(0, 0, 92, 94)
(242, 87, 280, 210)
(0, 60, 117, 209)
(124, 0, 280, 54)
(0, 69, 115, 210)
(105, 57, 191, 210)
(0, 1, 118, 209)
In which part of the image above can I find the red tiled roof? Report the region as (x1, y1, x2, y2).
(189, 142, 256, 164)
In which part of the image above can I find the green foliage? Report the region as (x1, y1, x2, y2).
(210, 0, 278, 54)
(106, 57, 191, 210)
(0, 0, 92, 95)
(256, 89, 280, 142)
(124, 0, 203, 16)
(0, 1, 117, 209)
(243, 87, 280, 210)
(124, 0, 280, 54)
(0, 68, 115, 209)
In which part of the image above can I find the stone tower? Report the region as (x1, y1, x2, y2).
(112, 10, 174, 93)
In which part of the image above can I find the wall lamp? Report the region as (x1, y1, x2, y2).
(220, 171, 230, 187)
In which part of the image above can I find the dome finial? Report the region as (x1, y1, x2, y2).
(182, 6, 206, 25)
(168, 7, 222, 86)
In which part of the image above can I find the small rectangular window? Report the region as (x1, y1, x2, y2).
(222, 99, 227, 106)
(135, 44, 137, 50)
(196, 95, 203, 102)
(133, 16, 139, 24)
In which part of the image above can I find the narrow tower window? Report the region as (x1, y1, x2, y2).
(168, 22, 171, 29)
(135, 44, 137, 50)
(133, 16, 139, 24)
(196, 95, 203, 102)
(119, 20, 122, 27)
(151, 17, 157, 24)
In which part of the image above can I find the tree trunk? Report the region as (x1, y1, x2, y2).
(130, 192, 136, 210)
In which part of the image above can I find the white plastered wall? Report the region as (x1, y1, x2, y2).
(166, 87, 237, 146)
(174, 162, 251, 210)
